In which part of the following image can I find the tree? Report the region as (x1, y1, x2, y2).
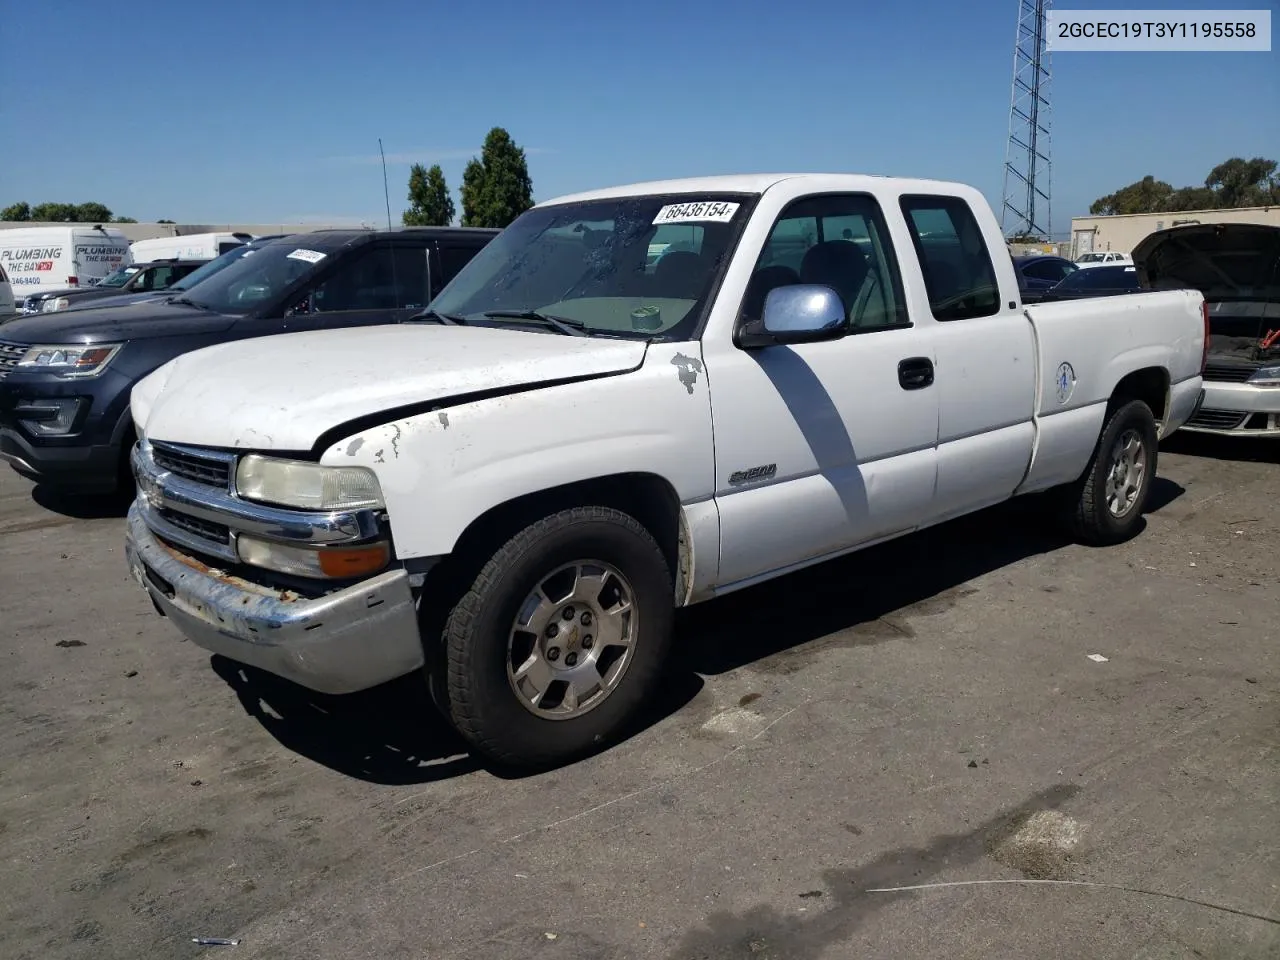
(402, 163, 455, 226)
(157, 219, 175, 224)
(2, 202, 30, 221)
(30, 202, 79, 222)
(1090, 158, 1279, 215)
(459, 127, 534, 228)
(113, 216, 138, 223)
(74, 202, 113, 223)
(1089, 175, 1174, 216)
(1205, 157, 1279, 207)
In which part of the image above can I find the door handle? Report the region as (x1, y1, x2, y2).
(898, 357, 934, 390)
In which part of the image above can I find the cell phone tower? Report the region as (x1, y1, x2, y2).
(1000, 0, 1052, 240)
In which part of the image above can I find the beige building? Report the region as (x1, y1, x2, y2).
(0, 220, 374, 241)
(1069, 205, 1280, 260)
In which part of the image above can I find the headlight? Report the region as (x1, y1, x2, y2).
(17, 343, 121, 378)
(237, 535, 391, 580)
(1247, 364, 1280, 387)
(41, 297, 70, 312)
(235, 455, 385, 511)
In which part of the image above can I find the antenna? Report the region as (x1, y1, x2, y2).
(378, 137, 394, 231)
(1000, 0, 1053, 241)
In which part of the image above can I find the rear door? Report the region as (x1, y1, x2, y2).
(900, 194, 1036, 523)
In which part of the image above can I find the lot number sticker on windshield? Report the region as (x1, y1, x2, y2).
(652, 201, 740, 225)
(287, 248, 326, 264)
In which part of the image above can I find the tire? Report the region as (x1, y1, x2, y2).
(437, 506, 674, 769)
(1064, 398, 1158, 546)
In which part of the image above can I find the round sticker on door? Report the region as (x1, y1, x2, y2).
(1055, 362, 1077, 404)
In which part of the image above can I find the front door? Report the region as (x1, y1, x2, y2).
(279, 240, 433, 333)
(706, 193, 941, 589)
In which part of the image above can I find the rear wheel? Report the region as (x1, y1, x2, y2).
(436, 506, 674, 769)
(1062, 398, 1158, 546)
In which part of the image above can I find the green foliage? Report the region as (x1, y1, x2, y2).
(4, 200, 133, 222)
(402, 163, 455, 226)
(1090, 158, 1279, 215)
(459, 127, 534, 228)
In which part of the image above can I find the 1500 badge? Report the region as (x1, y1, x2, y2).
(728, 464, 777, 486)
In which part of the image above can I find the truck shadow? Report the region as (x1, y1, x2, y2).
(208, 653, 705, 786)
(677, 479, 1183, 677)
(30, 483, 133, 519)
(1161, 432, 1280, 465)
(209, 479, 1184, 784)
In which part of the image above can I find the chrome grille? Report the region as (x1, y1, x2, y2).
(157, 508, 230, 545)
(151, 442, 233, 488)
(1202, 362, 1256, 384)
(1187, 409, 1249, 430)
(0, 341, 24, 381)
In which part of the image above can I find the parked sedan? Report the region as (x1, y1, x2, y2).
(1012, 254, 1078, 303)
(21, 260, 207, 314)
(1037, 264, 1141, 302)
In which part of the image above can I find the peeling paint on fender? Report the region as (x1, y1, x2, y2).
(671, 353, 704, 394)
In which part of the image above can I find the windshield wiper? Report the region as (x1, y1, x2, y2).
(408, 308, 467, 325)
(169, 296, 213, 311)
(482, 309, 587, 336)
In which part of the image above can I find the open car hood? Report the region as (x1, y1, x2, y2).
(1133, 223, 1280, 365)
(1132, 223, 1280, 303)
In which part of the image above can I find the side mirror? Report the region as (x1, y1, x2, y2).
(736, 284, 848, 349)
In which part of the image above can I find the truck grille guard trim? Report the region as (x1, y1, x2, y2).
(131, 439, 384, 565)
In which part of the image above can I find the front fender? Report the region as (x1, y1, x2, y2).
(319, 342, 717, 561)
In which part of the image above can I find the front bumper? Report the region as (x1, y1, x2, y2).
(124, 502, 425, 694)
(0, 426, 122, 490)
(1182, 381, 1280, 438)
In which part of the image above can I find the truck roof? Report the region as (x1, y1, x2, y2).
(539, 173, 979, 207)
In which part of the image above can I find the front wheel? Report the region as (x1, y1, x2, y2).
(438, 506, 674, 769)
(1063, 398, 1158, 546)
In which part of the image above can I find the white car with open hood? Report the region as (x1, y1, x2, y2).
(125, 173, 1208, 768)
(1133, 222, 1280, 438)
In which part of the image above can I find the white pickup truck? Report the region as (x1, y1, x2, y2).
(125, 174, 1208, 768)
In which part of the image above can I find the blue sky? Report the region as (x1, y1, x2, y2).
(1, 0, 1275, 237)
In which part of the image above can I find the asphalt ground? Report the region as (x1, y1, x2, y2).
(1, 431, 1276, 960)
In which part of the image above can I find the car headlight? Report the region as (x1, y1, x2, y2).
(41, 297, 70, 312)
(237, 535, 391, 580)
(1247, 364, 1280, 387)
(17, 343, 121, 378)
(235, 455, 385, 511)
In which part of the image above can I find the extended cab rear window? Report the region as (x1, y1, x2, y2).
(900, 196, 1001, 322)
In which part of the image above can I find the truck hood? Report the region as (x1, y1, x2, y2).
(0, 300, 237, 344)
(134, 324, 649, 452)
(1133, 223, 1280, 365)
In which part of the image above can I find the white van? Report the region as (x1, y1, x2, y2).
(0, 261, 15, 316)
(0, 225, 132, 300)
(129, 232, 252, 263)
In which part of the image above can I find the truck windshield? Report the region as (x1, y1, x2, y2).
(175, 241, 326, 313)
(429, 194, 754, 340)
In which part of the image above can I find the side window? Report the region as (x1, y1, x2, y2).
(312, 245, 399, 313)
(390, 245, 430, 309)
(900, 195, 1001, 321)
(437, 243, 484, 286)
(743, 193, 909, 332)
